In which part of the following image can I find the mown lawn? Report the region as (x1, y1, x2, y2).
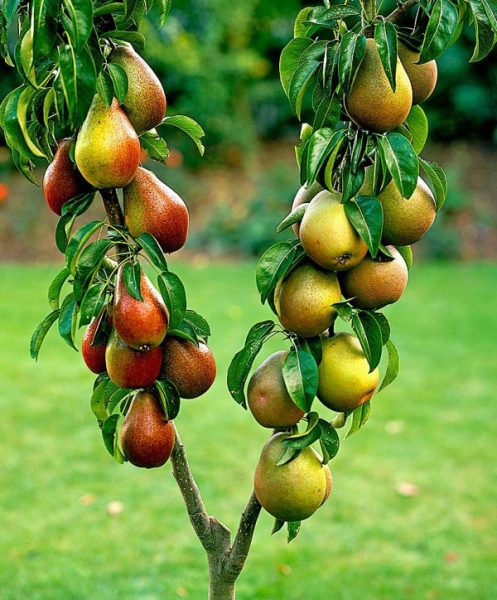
(1, 261, 496, 600)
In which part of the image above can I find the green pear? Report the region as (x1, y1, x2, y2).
(105, 329, 162, 389)
(339, 246, 408, 310)
(75, 95, 141, 189)
(291, 181, 323, 235)
(43, 139, 90, 215)
(124, 167, 189, 254)
(110, 45, 167, 133)
(113, 265, 168, 349)
(247, 351, 305, 428)
(275, 262, 341, 337)
(379, 177, 436, 246)
(317, 333, 379, 413)
(300, 190, 368, 271)
(345, 38, 413, 133)
(121, 390, 175, 468)
(254, 433, 330, 522)
(161, 337, 216, 399)
(398, 43, 438, 105)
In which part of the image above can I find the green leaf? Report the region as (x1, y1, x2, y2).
(374, 20, 398, 92)
(58, 293, 78, 350)
(155, 379, 180, 419)
(48, 267, 70, 310)
(139, 129, 169, 162)
(102, 414, 120, 457)
(318, 419, 340, 463)
(279, 37, 313, 97)
(104, 30, 145, 50)
(347, 401, 371, 437)
(370, 311, 390, 345)
(107, 62, 128, 104)
(305, 5, 360, 27)
(30, 310, 60, 360)
(2, 87, 38, 160)
(169, 321, 199, 346)
(344, 196, 383, 258)
(32, 0, 59, 62)
(79, 282, 106, 326)
(17, 87, 47, 158)
(282, 349, 319, 413)
(65, 220, 105, 274)
(404, 105, 429, 155)
(396, 245, 413, 270)
(288, 40, 327, 118)
(465, 0, 497, 61)
(184, 309, 211, 341)
(379, 133, 418, 199)
(162, 115, 205, 156)
(227, 321, 276, 408)
(284, 412, 320, 449)
(419, 158, 448, 211)
(256, 241, 300, 305)
(351, 312, 383, 372)
(96, 70, 114, 107)
(3, 0, 21, 25)
(294, 7, 315, 38)
(306, 128, 346, 185)
(157, 271, 187, 330)
(62, 0, 93, 49)
(91, 377, 110, 426)
(75, 239, 113, 289)
(121, 261, 142, 301)
(287, 521, 302, 543)
(277, 203, 309, 234)
(380, 339, 400, 391)
(419, 0, 459, 63)
(272, 518, 285, 535)
(333, 300, 354, 322)
(338, 32, 366, 94)
(136, 232, 168, 271)
(158, 0, 172, 26)
(276, 445, 302, 467)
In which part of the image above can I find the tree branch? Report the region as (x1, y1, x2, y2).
(387, 0, 419, 23)
(100, 188, 125, 227)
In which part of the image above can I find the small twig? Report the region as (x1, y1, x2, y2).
(387, 0, 419, 23)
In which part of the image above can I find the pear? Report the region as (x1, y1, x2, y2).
(124, 167, 189, 254)
(82, 315, 108, 374)
(345, 38, 413, 133)
(321, 465, 333, 507)
(43, 139, 91, 215)
(317, 333, 379, 413)
(300, 190, 368, 271)
(113, 265, 168, 349)
(291, 181, 323, 235)
(105, 329, 162, 389)
(254, 433, 330, 522)
(398, 44, 438, 105)
(120, 390, 175, 468)
(161, 337, 216, 399)
(275, 262, 341, 338)
(247, 351, 305, 428)
(379, 177, 436, 246)
(110, 45, 167, 133)
(339, 246, 408, 310)
(75, 96, 140, 189)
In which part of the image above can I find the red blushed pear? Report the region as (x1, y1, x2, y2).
(105, 329, 162, 389)
(82, 315, 108, 374)
(113, 265, 169, 350)
(43, 139, 91, 215)
(123, 167, 189, 254)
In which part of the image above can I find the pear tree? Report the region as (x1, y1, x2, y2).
(0, 0, 496, 599)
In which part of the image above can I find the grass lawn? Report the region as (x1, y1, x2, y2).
(1, 261, 496, 600)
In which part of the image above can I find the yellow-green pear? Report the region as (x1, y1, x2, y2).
(398, 44, 438, 104)
(75, 95, 141, 189)
(254, 433, 330, 522)
(275, 262, 341, 337)
(379, 177, 436, 246)
(247, 351, 305, 428)
(299, 190, 368, 271)
(345, 38, 413, 133)
(110, 45, 167, 133)
(318, 333, 379, 413)
(339, 246, 408, 310)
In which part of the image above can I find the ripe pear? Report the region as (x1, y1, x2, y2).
(161, 337, 216, 399)
(299, 190, 368, 271)
(105, 329, 162, 389)
(110, 45, 167, 133)
(113, 265, 168, 349)
(43, 139, 91, 215)
(275, 262, 341, 337)
(124, 167, 189, 253)
(317, 333, 379, 413)
(247, 351, 305, 428)
(345, 38, 413, 133)
(398, 44, 438, 105)
(254, 433, 329, 522)
(75, 96, 140, 189)
(120, 390, 175, 468)
(291, 181, 323, 235)
(82, 315, 108, 374)
(379, 177, 436, 246)
(339, 246, 408, 310)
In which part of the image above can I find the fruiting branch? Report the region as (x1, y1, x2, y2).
(387, 0, 419, 23)
(101, 188, 125, 227)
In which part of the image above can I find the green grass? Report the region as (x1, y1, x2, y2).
(1, 261, 496, 600)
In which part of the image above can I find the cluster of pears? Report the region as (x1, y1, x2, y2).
(43, 44, 216, 468)
(251, 40, 439, 523)
(43, 44, 188, 254)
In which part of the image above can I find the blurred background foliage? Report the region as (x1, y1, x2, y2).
(0, 0, 496, 260)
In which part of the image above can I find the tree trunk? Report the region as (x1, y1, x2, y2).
(208, 572, 236, 600)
